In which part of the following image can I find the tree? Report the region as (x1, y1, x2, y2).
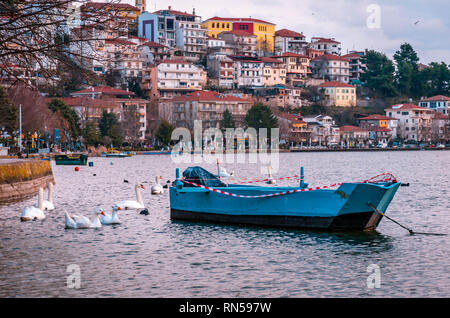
(419, 62, 450, 96)
(245, 103, 278, 138)
(0, 86, 17, 136)
(127, 78, 145, 99)
(82, 120, 101, 146)
(219, 109, 235, 132)
(394, 43, 420, 97)
(98, 110, 118, 137)
(0, 1, 122, 87)
(156, 120, 174, 146)
(120, 105, 140, 144)
(360, 50, 397, 97)
(47, 98, 81, 138)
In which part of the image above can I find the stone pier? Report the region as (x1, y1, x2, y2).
(0, 160, 55, 204)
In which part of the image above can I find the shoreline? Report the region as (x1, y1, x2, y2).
(0, 147, 448, 159)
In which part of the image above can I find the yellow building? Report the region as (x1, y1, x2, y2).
(319, 81, 356, 107)
(201, 17, 275, 52)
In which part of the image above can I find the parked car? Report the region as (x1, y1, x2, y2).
(436, 143, 445, 148)
(376, 142, 388, 149)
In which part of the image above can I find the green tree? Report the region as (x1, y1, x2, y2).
(82, 121, 101, 146)
(98, 110, 122, 146)
(128, 78, 145, 98)
(156, 120, 174, 146)
(219, 109, 236, 132)
(99, 110, 118, 137)
(244, 103, 278, 138)
(0, 86, 18, 136)
(47, 98, 81, 138)
(418, 62, 450, 96)
(360, 50, 397, 97)
(394, 43, 420, 97)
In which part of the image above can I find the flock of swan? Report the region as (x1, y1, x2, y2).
(20, 176, 165, 229)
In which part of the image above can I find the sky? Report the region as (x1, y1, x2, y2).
(119, 0, 450, 64)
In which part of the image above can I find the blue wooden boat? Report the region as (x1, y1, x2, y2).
(169, 167, 401, 231)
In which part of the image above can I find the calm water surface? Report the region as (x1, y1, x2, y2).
(0, 151, 449, 297)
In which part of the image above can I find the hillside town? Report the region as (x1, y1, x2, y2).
(1, 0, 450, 154)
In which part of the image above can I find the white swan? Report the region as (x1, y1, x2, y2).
(115, 183, 145, 209)
(266, 166, 276, 185)
(217, 167, 234, 178)
(151, 176, 164, 194)
(100, 205, 122, 225)
(21, 188, 46, 221)
(35, 182, 55, 210)
(65, 208, 105, 229)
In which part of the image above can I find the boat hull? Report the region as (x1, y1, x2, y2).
(54, 154, 88, 165)
(169, 182, 400, 231)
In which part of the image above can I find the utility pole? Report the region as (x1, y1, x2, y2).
(18, 104, 22, 152)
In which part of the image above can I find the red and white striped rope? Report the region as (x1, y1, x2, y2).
(181, 173, 397, 199)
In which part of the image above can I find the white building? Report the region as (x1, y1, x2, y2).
(310, 54, 351, 83)
(309, 37, 341, 55)
(274, 29, 307, 56)
(156, 59, 203, 100)
(230, 56, 263, 88)
(385, 104, 435, 142)
(418, 95, 450, 115)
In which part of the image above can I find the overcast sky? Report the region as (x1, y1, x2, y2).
(120, 0, 450, 64)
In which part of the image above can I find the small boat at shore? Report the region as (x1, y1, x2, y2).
(54, 154, 88, 165)
(169, 167, 401, 231)
(101, 149, 128, 158)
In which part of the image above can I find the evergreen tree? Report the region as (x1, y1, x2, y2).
(98, 110, 122, 146)
(244, 103, 278, 138)
(219, 109, 236, 132)
(82, 121, 101, 146)
(156, 120, 175, 146)
(419, 62, 450, 96)
(394, 43, 420, 97)
(360, 50, 397, 97)
(47, 98, 81, 138)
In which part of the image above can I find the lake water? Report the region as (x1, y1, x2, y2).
(0, 151, 449, 297)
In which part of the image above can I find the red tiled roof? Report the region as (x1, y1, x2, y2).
(385, 103, 428, 111)
(277, 112, 305, 122)
(105, 38, 137, 46)
(368, 127, 391, 132)
(319, 81, 355, 88)
(172, 90, 252, 103)
(342, 53, 362, 59)
(219, 30, 256, 37)
(259, 57, 282, 64)
(71, 86, 135, 96)
(205, 16, 275, 26)
(272, 52, 309, 59)
(140, 41, 168, 48)
(339, 125, 366, 132)
(275, 29, 305, 38)
(419, 95, 450, 102)
(312, 54, 349, 62)
(358, 114, 396, 121)
(311, 37, 340, 44)
(433, 112, 450, 119)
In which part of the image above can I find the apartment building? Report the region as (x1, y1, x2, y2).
(218, 30, 257, 57)
(206, 53, 235, 89)
(202, 17, 275, 53)
(385, 104, 435, 142)
(342, 51, 366, 85)
(272, 52, 310, 87)
(418, 95, 450, 115)
(260, 57, 286, 86)
(274, 29, 307, 55)
(311, 54, 351, 83)
(229, 56, 263, 88)
(171, 90, 253, 130)
(153, 59, 203, 100)
(309, 37, 341, 55)
(319, 81, 356, 107)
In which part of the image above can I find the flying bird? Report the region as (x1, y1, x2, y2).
(413, 20, 420, 25)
